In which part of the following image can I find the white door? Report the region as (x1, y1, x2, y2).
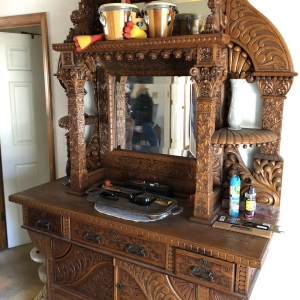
(169, 78, 185, 155)
(0, 32, 50, 248)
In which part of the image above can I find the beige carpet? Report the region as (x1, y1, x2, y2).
(0, 243, 44, 300)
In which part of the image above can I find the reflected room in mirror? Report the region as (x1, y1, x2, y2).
(115, 76, 197, 158)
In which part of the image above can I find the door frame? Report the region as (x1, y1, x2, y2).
(0, 12, 56, 181)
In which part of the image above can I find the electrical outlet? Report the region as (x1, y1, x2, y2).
(152, 92, 158, 98)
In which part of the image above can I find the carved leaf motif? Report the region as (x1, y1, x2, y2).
(56, 67, 91, 94)
(253, 158, 282, 202)
(259, 77, 292, 96)
(224, 146, 281, 206)
(191, 67, 227, 98)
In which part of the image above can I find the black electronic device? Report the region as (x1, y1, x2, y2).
(124, 180, 173, 197)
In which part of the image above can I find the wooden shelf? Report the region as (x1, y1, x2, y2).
(211, 127, 278, 147)
(52, 33, 230, 52)
(52, 33, 230, 76)
(58, 115, 98, 130)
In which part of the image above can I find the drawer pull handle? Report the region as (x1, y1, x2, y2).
(35, 219, 50, 230)
(111, 230, 118, 237)
(83, 231, 101, 244)
(125, 243, 146, 257)
(116, 283, 123, 290)
(189, 266, 214, 282)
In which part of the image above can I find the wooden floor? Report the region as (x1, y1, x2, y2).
(0, 243, 44, 300)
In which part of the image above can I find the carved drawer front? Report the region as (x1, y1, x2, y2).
(26, 207, 62, 236)
(175, 249, 235, 294)
(71, 220, 166, 268)
(52, 244, 114, 300)
(115, 259, 199, 300)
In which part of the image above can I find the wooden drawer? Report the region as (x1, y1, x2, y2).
(71, 219, 166, 268)
(26, 207, 62, 236)
(175, 249, 235, 294)
(51, 244, 114, 300)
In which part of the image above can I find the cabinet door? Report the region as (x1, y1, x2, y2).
(115, 259, 198, 300)
(51, 243, 114, 299)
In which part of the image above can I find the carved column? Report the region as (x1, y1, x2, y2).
(57, 54, 91, 193)
(190, 66, 227, 223)
(67, 91, 88, 192)
(256, 75, 294, 154)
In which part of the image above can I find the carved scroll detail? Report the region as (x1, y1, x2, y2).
(228, 0, 292, 71)
(224, 145, 282, 206)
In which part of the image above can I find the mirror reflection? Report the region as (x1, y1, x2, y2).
(115, 76, 197, 157)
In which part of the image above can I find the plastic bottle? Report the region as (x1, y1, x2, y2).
(229, 175, 241, 217)
(244, 185, 256, 220)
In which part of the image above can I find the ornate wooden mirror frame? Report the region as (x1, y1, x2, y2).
(53, 0, 297, 224)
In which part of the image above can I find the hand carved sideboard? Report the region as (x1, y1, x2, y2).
(10, 179, 270, 300)
(9, 0, 297, 299)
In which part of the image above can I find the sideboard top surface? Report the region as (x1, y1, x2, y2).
(9, 178, 271, 268)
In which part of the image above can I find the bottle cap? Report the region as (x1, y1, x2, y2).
(230, 174, 240, 186)
(249, 185, 256, 194)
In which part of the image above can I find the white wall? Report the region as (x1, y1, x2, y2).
(0, 0, 299, 299)
(0, 0, 76, 178)
(247, 2, 299, 299)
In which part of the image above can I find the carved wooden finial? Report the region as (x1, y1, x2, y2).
(203, 0, 228, 33)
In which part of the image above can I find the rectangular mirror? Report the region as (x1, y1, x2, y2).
(115, 76, 197, 158)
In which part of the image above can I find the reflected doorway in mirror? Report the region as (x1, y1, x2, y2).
(115, 76, 196, 158)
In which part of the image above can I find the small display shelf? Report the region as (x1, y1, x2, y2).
(58, 115, 98, 130)
(211, 127, 278, 148)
